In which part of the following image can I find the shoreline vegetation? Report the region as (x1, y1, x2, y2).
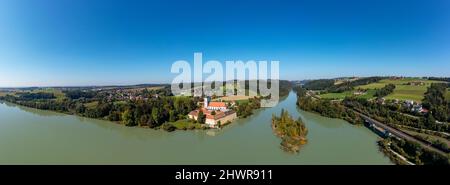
(294, 76, 449, 165)
(271, 109, 308, 153)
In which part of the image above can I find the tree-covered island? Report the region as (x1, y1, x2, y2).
(271, 109, 308, 153)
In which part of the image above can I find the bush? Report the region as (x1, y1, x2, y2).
(162, 123, 176, 132)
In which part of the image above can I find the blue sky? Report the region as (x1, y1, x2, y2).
(0, 0, 449, 87)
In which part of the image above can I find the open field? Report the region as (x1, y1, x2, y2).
(215, 95, 254, 101)
(84, 101, 99, 109)
(319, 78, 448, 101)
(169, 119, 203, 130)
(384, 85, 427, 102)
(357, 78, 446, 102)
(132, 86, 165, 91)
(319, 91, 353, 99)
(357, 78, 442, 89)
(30, 88, 66, 100)
(319, 89, 376, 100)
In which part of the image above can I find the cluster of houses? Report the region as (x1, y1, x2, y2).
(405, 81, 426, 86)
(100, 88, 160, 102)
(404, 100, 429, 113)
(353, 90, 367, 95)
(188, 97, 237, 128)
(377, 98, 429, 114)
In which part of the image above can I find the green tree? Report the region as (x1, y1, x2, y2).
(75, 102, 86, 114)
(122, 109, 135, 126)
(169, 110, 176, 122)
(151, 107, 160, 125)
(197, 111, 205, 124)
(217, 121, 221, 128)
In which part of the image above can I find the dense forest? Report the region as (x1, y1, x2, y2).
(302, 77, 386, 93)
(278, 80, 293, 97)
(271, 109, 308, 153)
(234, 97, 261, 118)
(427, 77, 450, 82)
(14, 92, 56, 100)
(302, 79, 335, 91)
(63, 90, 96, 99)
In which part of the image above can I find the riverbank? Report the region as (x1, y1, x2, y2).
(293, 86, 449, 165)
(0, 100, 258, 132)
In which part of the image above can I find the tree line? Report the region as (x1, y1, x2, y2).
(374, 84, 395, 98)
(422, 83, 449, 122)
(234, 97, 261, 118)
(294, 86, 364, 125)
(302, 77, 386, 93)
(379, 138, 449, 165)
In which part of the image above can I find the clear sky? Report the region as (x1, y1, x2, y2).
(0, 0, 449, 87)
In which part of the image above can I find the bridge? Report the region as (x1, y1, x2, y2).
(354, 111, 448, 156)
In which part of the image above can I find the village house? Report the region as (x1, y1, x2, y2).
(188, 97, 237, 128)
(404, 100, 414, 107)
(353, 90, 366, 95)
(376, 97, 385, 105)
(411, 104, 429, 113)
(407, 81, 425, 86)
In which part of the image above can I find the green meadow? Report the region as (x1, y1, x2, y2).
(319, 89, 377, 100)
(319, 78, 447, 102)
(357, 78, 444, 102)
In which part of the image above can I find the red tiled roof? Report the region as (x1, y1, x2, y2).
(208, 102, 226, 107)
(189, 108, 235, 120)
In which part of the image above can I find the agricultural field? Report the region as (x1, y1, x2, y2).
(218, 83, 258, 96)
(357, 78, 446, 102)
(319, 89, 376, 100)
(319, 91, 353, 99)
(215, 95, 253, 102)
(318, 78, 448, 101)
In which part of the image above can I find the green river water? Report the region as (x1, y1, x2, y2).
(0, 92, 392, 164)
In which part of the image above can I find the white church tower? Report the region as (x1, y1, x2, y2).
(204, 97, 210, 108)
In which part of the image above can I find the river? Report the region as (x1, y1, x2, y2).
(0, 92, 392, 164)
